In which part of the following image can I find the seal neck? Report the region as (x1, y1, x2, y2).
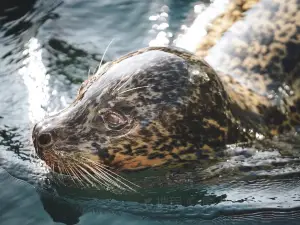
(219, 73, 273, 139)
(219, 71, 300, 139)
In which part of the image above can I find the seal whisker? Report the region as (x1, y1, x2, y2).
(111, 76, 132, 95)
(66, 165, 77, 183)
(87, 165, 125, 190)
(79, 162, 115, 189)
(60, 161, 66, 174)
(62, 159, 87, 187)
(57, 163, 62, 175)
(100, 169, 138, 192)
(69, 165, 87, 188)
(111, 78, 124, 94)
(76, 164, 100, 188)
(99, 39, 114, 70)
(51, 161, 55, 172)
(110, 67, 138, 94)
(78, 162, 117, 190)
(82, 157, 140, 189)
(59, 162, 70, 187)
(64, 164, 78, 187)
(76, 159, 124, 190)
(117, 85, 151, 96)
(91, 167, 128, 191)
(117, 80, 176, 96)
(73, 166, 93, 187)
(93, 38, 115, 79)
(87, 68, 91, 79)
(112, 69, 141, 95)
(69, 156, 122, 190)
(81, 156, 136, 189)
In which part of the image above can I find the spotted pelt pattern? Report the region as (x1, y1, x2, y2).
(32, 0, 300, 173)
(196, 0, 259, 58)
(204, 0, 300, 96)
(203, 0, 300, 135)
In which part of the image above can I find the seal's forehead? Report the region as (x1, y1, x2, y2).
(103, 50, 186, 80)
(84, 50, 188, 100)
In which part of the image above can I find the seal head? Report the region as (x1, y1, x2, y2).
(32, 47, 242, 173)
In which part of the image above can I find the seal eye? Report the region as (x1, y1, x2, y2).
(102, 111, 128, 130)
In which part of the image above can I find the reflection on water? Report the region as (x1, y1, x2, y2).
(19, 37, 50, 123)
(148, 5, 172, 47)
(175, 0, 229, 52)
(1, 0, 300, 224)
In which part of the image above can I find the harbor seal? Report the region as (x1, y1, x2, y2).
(32, 0, 300, 189)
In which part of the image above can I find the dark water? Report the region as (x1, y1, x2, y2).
(1, 0, 300, 224)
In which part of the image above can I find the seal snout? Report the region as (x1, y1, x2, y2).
(32, 122, 55, 158)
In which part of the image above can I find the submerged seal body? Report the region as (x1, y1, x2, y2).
(32, 0, 300, 187)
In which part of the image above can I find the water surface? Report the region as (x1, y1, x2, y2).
(1, 0, 300, 224)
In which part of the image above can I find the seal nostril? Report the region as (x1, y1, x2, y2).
(38, 133, 52, 146)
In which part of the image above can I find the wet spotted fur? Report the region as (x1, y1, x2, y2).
(32, 0, 299, 183)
